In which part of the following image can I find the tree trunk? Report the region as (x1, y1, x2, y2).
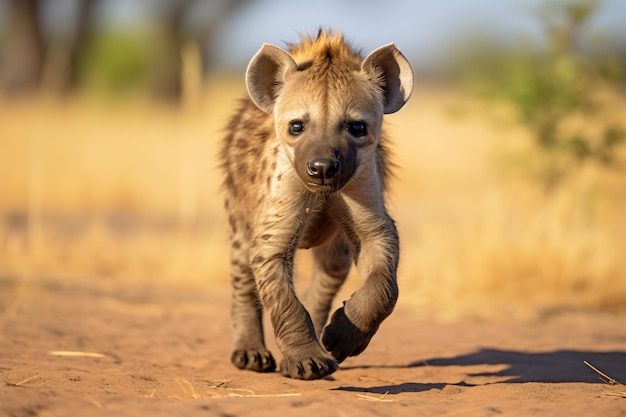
(1, 0, 45, 94)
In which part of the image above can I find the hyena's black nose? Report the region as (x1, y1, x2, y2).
(306, 158, 339, 179)
(306, 158, 340, 179)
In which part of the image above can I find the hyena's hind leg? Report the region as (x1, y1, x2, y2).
(300, 233, 352, 338)
(229, 231, 276, 372)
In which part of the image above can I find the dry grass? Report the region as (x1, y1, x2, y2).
(48, 351, 107, 358)
(584, 361, 626, 398)
(1, 77, 625, 317)
(356, 392, 394, 402)
(4, 373, 41, 387)
(174, 377, 302, 399)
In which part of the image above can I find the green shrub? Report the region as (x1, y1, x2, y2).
(78, 30, 155, 95)
(457, 0, 625, 191)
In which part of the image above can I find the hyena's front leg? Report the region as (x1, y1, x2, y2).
(300, 233, 352, 337)
(322, 207, 399, 363)
(229, 229, 276, 373)
(249, 211, 337, 380)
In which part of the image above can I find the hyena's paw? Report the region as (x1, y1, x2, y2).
(231, 348, 276, 373)
(321, 306, 376, 363)
(279, 345, 338, 380)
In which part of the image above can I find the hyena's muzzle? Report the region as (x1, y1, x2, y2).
(294, 135, 358, 192)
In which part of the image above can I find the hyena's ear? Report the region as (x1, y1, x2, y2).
(362, 43, 414, 114)
(246, 43, 298, 113)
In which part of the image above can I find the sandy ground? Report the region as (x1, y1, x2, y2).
(1, 276, 625, 417)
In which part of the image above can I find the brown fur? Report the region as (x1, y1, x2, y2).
(220, 31, 413, 380)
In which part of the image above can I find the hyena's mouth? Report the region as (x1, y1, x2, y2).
(304, 179, 346, 193)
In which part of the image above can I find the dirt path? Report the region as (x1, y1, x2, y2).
(1, 277, 625, 417)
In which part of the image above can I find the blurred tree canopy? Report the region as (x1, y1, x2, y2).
(453, 0, 626, 191)
(0, 0, 250, 101)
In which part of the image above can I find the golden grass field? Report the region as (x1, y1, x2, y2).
(1, 76, 625, 317)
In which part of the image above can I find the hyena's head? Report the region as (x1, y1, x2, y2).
(245, 31, 413, 193)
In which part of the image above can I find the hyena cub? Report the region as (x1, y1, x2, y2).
(221, 30, 413, 380)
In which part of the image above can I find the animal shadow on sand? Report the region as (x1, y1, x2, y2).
(334, 349, 626, 395)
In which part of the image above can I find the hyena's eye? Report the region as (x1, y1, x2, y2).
(347, 121, 368, 137)
(289, 121, 305, 135)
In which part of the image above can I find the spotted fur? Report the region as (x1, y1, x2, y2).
(221, 30, 413, 380)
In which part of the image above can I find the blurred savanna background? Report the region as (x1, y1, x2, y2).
(1, 0, 625, 319)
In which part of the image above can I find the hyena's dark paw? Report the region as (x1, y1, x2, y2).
(322, 306, 376, 363)
(231, 348, 276, 373)
(279, 346, 338, 380)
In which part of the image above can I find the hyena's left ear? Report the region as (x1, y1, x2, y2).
(246, 43, 298, 114)
(362, 44, 414, 114)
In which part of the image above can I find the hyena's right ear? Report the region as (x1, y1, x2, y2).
(246, 44, 298, 114)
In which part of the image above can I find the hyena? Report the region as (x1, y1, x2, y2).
(221, 30, 413, 380)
